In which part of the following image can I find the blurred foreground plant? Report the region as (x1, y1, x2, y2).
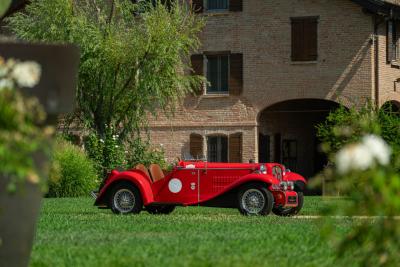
(0, 56, 51, 192)
(316, 104, 400, 266)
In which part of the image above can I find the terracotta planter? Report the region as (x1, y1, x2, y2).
(0, 177, 43, 267)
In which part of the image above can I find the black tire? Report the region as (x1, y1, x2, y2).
(109, 183, 142, 215)
(272, 191, 304, 217)
(146, 205, 175, 215)
(237, 184, 274, 216)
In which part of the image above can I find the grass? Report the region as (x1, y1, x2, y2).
(30, 197, 357, 267)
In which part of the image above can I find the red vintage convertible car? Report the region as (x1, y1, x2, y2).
(92, 161, 307, 216)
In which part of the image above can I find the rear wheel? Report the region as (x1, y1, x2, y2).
(110, 183, 142, 214)
(146, 205, 175, 215)
(238, 184, 274, 216)
(272, 192, 304, 216)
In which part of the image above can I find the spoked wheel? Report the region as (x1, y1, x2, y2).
(146, 205, 175, 215)
(238, 184, 274, 216)
(272, 192, 304, 217)
(110, 183, 142, 214)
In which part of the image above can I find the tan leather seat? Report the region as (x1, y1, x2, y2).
(135, 164, 151, 179)
(149, 164, 165, 182)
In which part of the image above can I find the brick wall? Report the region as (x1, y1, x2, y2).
(377, 21, 400, 106)
(148, 0, 399, 164)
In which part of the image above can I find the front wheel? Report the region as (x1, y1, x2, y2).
(146, 205, 175, 215)
(272, 192, 304, 216)
(110, 183, 143, 214)
(238, 184, 274, 216)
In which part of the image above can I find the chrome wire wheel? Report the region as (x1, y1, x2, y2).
(113, 189, 136, 213)
(241, 189, 266, 215)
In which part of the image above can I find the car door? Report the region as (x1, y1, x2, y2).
(154, 168, 200, 204)
(199, 165, 251, 201)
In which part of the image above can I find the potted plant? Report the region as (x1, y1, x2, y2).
(0, 55, 50, 267)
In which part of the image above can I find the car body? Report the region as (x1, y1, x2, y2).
(93, 160, 307, 216)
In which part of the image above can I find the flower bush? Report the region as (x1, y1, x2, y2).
(84, 130, 166, 178)
(317, 104, 400, 266)
(47, 138, 98, 197)
(0, 56, 50, 192)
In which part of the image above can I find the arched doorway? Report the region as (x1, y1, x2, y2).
(381, 100, 400, 114)
(258, 99, 341, 192)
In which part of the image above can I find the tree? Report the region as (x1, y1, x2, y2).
(8, 0, 204, 174)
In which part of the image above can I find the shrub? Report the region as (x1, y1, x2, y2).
(84, 130, 166, 179)
(316, 102, 400, 158)
(47, 138, 98, 197)
(125, 138, 167, 169)
(316, 102, 400, 266)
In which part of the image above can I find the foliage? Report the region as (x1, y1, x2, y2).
(0, 57, 49, 192)
(316, 104, 400, 266)
(316, 102, 400, 157)
(48, 138, 98, 197)
(31, 197, 361, 267)
(0, 0, 11, 17)
(84, 132, 166, 176)
(8, 0, 205, 175)
(125, 137, 166, 169)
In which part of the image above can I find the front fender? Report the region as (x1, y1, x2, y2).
(95, 170, 154, 206)
(284, 172, 307, 192)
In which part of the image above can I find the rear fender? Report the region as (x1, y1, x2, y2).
(95, 171, 154, 206)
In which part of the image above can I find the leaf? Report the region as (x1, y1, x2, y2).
(0, 0, 11, 18)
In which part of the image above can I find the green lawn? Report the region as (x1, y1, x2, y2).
(30, 197, 357, 267)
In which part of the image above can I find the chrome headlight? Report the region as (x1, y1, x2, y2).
(259, 164, 267, 174)
(279, 181, 288, 191)
(287, 181, 294, 191)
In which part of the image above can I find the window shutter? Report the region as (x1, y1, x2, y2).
(191, 54, 204, 95)
(229, 133, 242, 163)
(304, 19, 318, 61)
(291, 17, 318, 61)
(291, 20, 303, 61)
(190, 134, 203, 159)
(229, 0, 243, 12)
(192, 0, 203, 13)
(388, 20, 395, 63)
(229, 53, 243, 96)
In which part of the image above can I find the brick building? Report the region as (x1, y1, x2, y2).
(148, 0, 400, 180)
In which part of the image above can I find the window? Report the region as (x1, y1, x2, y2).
(282, 140, 297, 171)
(291, 17, 319, 62)
(207, 136, 228, 162)
(206, 55, 229, 94)
(189, 133, 204, 159)
(387, 20, 400, 62)
(207, 0, 229, 11)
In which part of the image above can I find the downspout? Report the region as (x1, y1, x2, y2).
(374, 15, 385, 108)
(374, 16, 381, 108)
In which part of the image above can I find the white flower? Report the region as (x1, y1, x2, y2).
(362, 134, 391, 166)
(336, 135, 391, 174)
(336, 143, 373, 174)
(0, 78, 14, 90)
(99, 139, 104, 143)
(11, 61, 41, 88)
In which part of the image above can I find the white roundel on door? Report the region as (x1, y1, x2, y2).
(168, 178, 182, 193)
